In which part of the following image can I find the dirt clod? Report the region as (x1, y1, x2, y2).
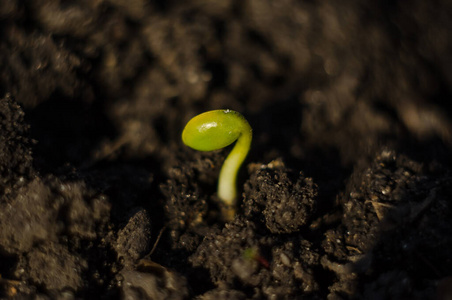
(244, 162, 317, 233)
(115, 208, 152, 267)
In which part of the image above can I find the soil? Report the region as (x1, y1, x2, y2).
(1, 1, 451, 299)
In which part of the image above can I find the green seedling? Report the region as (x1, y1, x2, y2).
(182, 109, 252, 220)
(243, 247, 269, 268)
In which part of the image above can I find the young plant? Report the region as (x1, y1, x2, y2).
(243, 247, 270, 269)
(182, 109, 252, 220)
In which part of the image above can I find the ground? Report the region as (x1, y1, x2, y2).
(0, 1, 451, 299)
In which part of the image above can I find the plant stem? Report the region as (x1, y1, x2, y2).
(217, 112, 252, 216)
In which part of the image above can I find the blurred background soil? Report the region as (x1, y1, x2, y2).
(0, 0, 451, 299)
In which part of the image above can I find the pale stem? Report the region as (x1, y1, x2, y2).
(217, 121, 252, 207)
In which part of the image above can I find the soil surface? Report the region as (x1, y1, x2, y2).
(1, 1, 452, 299)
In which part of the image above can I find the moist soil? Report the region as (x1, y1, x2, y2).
(1, 1, 452, 299)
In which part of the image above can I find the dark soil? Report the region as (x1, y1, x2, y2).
(1, 1, 451, 299)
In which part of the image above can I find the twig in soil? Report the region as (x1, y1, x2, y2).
(415, 250, 442, 277)
(365, 199, 395, 222)
(148, 224, 167, 258)
(408, 188, 437, 223)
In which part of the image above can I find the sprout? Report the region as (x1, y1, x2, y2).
(182, 109, 252, 220)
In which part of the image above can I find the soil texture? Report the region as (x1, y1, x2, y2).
(1, 1, 452, 299)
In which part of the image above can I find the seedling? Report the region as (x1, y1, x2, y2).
(182, 109, 252, 220)
(243, 247, 269, 269)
